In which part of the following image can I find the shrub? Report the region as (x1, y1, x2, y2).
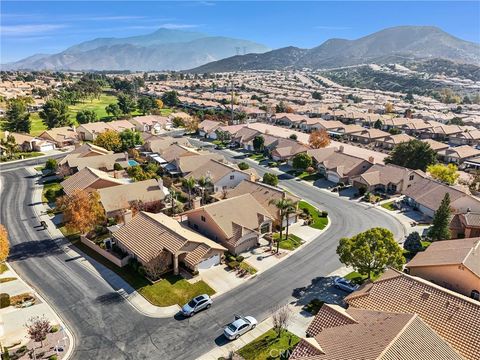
(236, 255, 244, 263)
(49, 355, 58, 360)
(227, 261, 239, 269)
(113, 162, 123, 171)
(50, 325, 60, 333)
(0, 293, 10, 308)
(16, 345, 28, 355)
(237, 162, 249, 170)
(320, 211, 328, 217)
(263, 173, 279, 186)
(45, 188, 55, 200)
(404, 232, 422, 253)
(45, 158, 58, 171)
(358, 187, 367, 196)
(192, 270, 199, 276)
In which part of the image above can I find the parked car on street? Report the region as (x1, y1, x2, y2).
(223, 315, 257, 340)
(333, 277, 359, 293)
(181, 294, 212, 317)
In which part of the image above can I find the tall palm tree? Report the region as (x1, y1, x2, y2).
(283, 199, 298, 242)
(269, 198, 295, 253)
(182, 177, 196, 205)
(197, 176, 211, 205)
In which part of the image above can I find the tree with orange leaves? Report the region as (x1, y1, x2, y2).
(0, 224, 9, 262)
(56, 190, 106, 234)
(309, 129, 331, 149)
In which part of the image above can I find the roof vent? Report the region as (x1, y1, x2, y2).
(421, 291, 431, 300)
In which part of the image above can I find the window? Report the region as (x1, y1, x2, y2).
(201, 216, 206, 222)
(230, 175, 234, 180)
(409, 175, 414, 181)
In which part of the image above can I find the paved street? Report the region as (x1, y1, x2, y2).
(0, 152, 404, 360)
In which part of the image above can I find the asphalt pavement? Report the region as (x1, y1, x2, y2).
(0, 149, 404, 360)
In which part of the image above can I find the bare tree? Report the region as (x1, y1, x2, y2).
(25, 315, 51, 347)
(143, 251, 169, 280)
(272, 305, 292, 338)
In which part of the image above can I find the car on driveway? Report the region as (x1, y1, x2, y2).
(223, 315, 257, 340)
(181, 294, 212, 317)
(333, 277, 359, 293)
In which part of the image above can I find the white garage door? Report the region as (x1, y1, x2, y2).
(39, 143, 55, 152)
(198, 254, 220, 270)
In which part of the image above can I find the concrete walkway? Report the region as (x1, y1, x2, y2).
(29, 167, 180, 318)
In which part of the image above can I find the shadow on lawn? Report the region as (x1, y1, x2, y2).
(291, 276, 347, 313)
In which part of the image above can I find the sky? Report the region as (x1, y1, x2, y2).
(2, 1, 480, 63)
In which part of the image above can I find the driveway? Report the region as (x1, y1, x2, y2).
(0, 152, 404, 360)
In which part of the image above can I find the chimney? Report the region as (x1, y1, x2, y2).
(368, 156, 375, 164)
(192, 197, 202, 209)
(338, 145, 344, 153)
(123, 209, 133, 224)
(157, 178, 164, 192)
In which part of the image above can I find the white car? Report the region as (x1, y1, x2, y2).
(223, 315, 257, 340)
(334, 277, 359, 293)
(181, 294, 212, 317)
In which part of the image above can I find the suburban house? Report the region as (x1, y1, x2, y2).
(107, 119, 137, 132)
(290, 305, 461, 360)
(76, 122, 116, 141)
(187, 159, 255, 193)
(60, 167, 125, 196)
(143, 136, 191, 154)
(154, 143, 198, 165)
(98, 179, 169, 221)
(307, 147, 373, 184)
(376, 133, 414, 150)
(437, 145, 480, 164)
(38, 126, 79, 148)
(274, 113, 308, 128)
(406, 238, 480, 300)
(65, 153, 129, 173)
(450, 129, 480, 147)
(183, 193, 273, 255)
(198, 119, 222, 138)
(223, 180, 300, 227)
(129, 115, 171, 134)
(270, 138, 310, 162)
(350, 164, 423, 194)
(422, 138, 449, 153)
(401, 120, 434, 136)
(350, 128, 390, 144)
(450, 211, 480, 238)
(231, 127, 260, 149)
(402, 177, 480, 217)
(426, 124, 466, 141)
(59, 143, 112, 166)
(345, 269, 480, 360)
(299, 119, 344, 133)
(112, 212, 226, 275)
(5, 131, 55, 152)
(172, 153, 225, 176)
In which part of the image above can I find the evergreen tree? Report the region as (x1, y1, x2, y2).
(39, 99, 70, 129)
(2, 99, 31, 133)
(429, 193, 452, 241)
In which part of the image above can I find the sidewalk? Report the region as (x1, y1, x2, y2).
(0, 263, 74, 360)
(28, 167, 180, 318)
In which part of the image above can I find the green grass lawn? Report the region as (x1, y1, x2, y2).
(237, 329, 300, 360)
(297, 172, 322, 182)
(0, 277, 17, 283)
(42, 180, 63, 203)
(29, 113, 48, 136)
(272, 233, 304, 250)
(298, 201, 328, 230)
(73, 240, 214, 307)
(380, 201, 396, 211)
(66, 93, 119, 122)
(239, 261, 257, 274)
(344, 270, 381, 285)
(248, 153, 266, 162)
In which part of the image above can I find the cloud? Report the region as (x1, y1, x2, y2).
(86, 15, 148, 21)
(314, 25, 352, 30)
(198, 1, 216, 6)
(160, 23, 200, 29)
(1, 24, 67, 36)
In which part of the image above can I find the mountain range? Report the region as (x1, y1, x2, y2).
(3, 28, 270, 71)
(190, 26, 480, 72)
(3, 26, 479, 72)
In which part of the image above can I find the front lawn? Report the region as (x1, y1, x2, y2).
(248, 153, 266, 162)
(344, 270, 381, 285)
(73, 240, 214, 307)
(272, 233, 304, 250)
(237, 329, 300, 360)
(0, 263, 8, 274)
(297, 172, 321, 182)
(380, 201, 396, 211)
(42, 180, 63, 203)
(298, 201, 328, 230)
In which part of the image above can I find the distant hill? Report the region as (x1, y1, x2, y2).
(3, 28, 270, 71)
(190, 26, 480, 72)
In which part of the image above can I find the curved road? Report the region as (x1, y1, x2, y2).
(0, 156, 404, 360)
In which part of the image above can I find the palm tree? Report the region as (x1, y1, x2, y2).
(283, 199, 298, 242)
(269, 198, 295, 253)
(197, 176, 211, 205)
(182, 177, 196, 205)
